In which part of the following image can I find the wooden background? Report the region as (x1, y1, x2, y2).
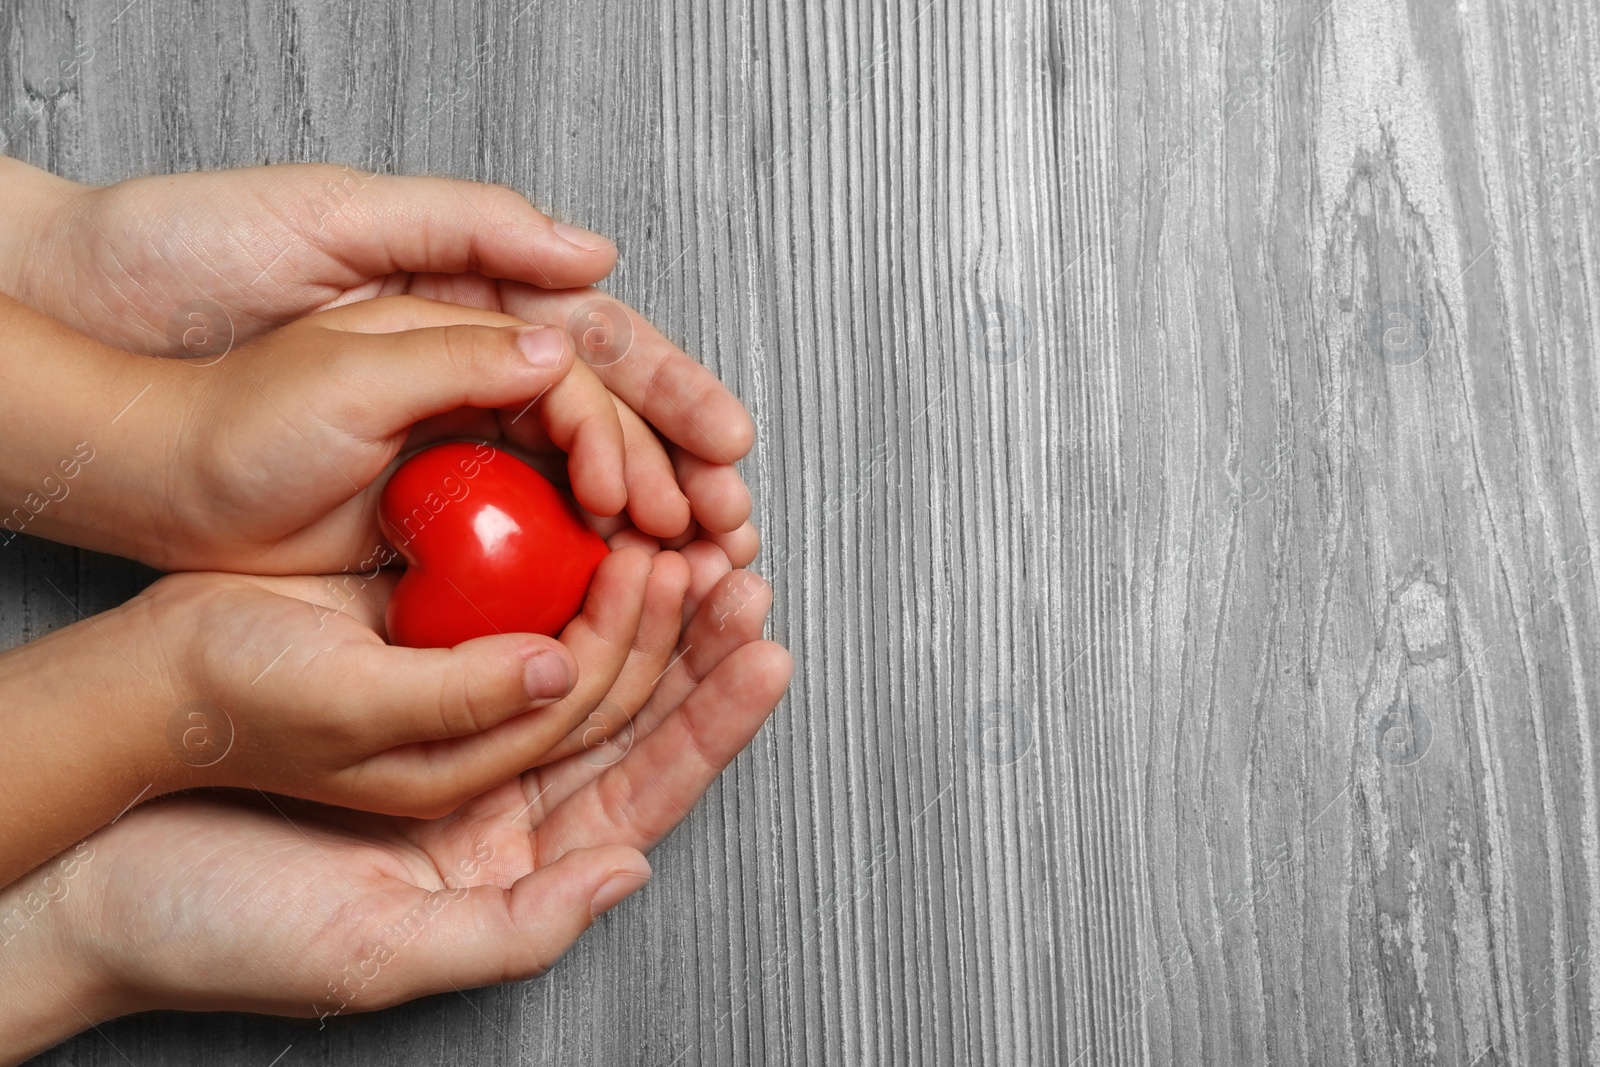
(3, 0, 1598, 1062)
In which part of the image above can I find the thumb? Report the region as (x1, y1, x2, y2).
(302, 169, 617, 290)
(381, 846, 651, 999)
(326, 321, 575, 437)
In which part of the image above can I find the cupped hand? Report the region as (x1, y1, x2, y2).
(9, 163, 618, 351)
(50, 571, 789, 1025)
(6, 162, 757, 561)
(139, 542, 702, 818)
(146, 295, 642, 574)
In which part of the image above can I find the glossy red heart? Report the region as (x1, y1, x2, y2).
(379, 442, 609, 648)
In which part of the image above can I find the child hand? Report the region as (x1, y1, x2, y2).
(141, 550, 697, 812)
(0, 545, 692, 888)
(0, 160, 757, 558)
(0, 462, 754, 889)
(0, 573, 788, 1060)
(162, 295, 635, 573)
(0, 293, 654, 572)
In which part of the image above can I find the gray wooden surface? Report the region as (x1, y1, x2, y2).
(3, 0, 1598, 1063)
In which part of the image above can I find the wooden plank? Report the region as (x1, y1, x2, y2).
(1, 0, 1595, 1064)
(1115, 0, 1600, 1063)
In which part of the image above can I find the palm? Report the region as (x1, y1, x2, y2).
(74, 572, 791, 1019)
(176, 387, 464, 576)
(86, 786, 538, 1017)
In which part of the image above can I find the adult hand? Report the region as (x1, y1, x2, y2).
(0, 160, 757, 561)
(0, 572, 788, 1064)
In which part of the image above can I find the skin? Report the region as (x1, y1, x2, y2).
(0, 157, 788, 1046)
(0, 158, 758, 564)
(0, 544, 712, 889)
(0, 572, 789, 1065)
(0, 290, 754, 887)
(0, 290, 665, 573)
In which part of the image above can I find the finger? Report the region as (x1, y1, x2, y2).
(498, 284, 755, 463)
(298, 168, 617, 291)
(522, 359, 627, 517)
(679, 540, 733, 625)
(581, 510, 633, 541)
(371, 845, 649, 1007)
(644, 570, 775, 734)
(314, 295, 628, 516)
(346, 547, 652, 812)
(319, 295, 630, 511)
(528, 571, 773, 811)
(608, 527, 663, 554)
(532, 641, 793, 863)
(314, 293, 524, 333)
(393, 270, 505, 310)
(580, 511, 664, 555)
(301, 630, 577, 748)
(431, 548, 686, 775)
(670, 447, 751, 534)
(316, 271, 415, 309)
(535, 551, 691, 764)
(318, 320, 576, 438)
(599, 569, 773, 755)
(617, 401, 691, 538)
(707, 521, 761, 568)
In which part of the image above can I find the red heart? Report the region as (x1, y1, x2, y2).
(379, 442, 609, 648)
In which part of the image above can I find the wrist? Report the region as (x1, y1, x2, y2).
(0, 598, 186, 888)
(0, 158, 83, 310)
(122, 574, 234, 792)
(0, 297, 199, 566)
(0, 842, 128, 1065)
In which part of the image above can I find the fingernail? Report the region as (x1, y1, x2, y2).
(590, 869, 651, 919)
(552, 220, 615, 252)
(516, 326, 565, 368)
(523, 649, 571, 701)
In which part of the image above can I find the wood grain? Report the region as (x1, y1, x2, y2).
(2, 0, 1596, 1063)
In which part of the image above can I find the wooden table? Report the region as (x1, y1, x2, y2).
(6, 0, 1597, 1063)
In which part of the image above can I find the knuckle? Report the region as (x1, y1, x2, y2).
(432, 655, 518, 739)
(437, 323, 491, 374)
(593, 769, 649, 835)
(435, 661, 497, 737)
(481, 182, 544, 225)
(643, 350, 677, 403)
(674, 695, 723, 770)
